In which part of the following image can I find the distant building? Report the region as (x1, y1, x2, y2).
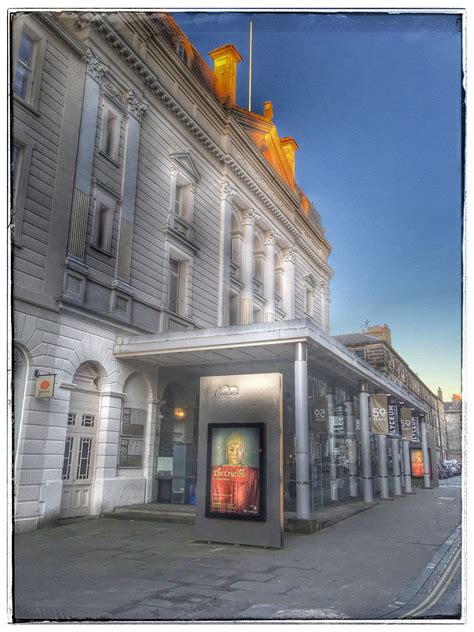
(335, 324, 445, 469)
(444, 396, 462, 462)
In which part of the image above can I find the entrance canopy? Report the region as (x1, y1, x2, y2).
(114, 319, 428, 414)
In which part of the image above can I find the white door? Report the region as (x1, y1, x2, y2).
(60, 365, 100, 519)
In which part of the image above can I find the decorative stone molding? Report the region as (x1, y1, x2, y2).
(242, 209, 259, 225)
(283, 247, 296, 264)
(221, 182, 237, 202)
(85, 48, 108, 82)
(320, 281, 330, 297)
(102, 80, 126, 105)
(126, 89, 148, 121)
(264, 229, 279, 246)
(84, 13, 334, 278)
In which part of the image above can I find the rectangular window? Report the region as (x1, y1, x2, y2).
(14, 32, 36, 101)
(168, 258, 180, 314)
(101, 104, 121, 163)
(175, 185, 182, 216)
(81, 414, 95, 428)
(61, 437, 74, 480)
(67, 413, 76, 426)
(92, 200, 114, 254)
(305, 288, 313, 315)
(76, 437, 93, 480)
(11, 143, 22, 208)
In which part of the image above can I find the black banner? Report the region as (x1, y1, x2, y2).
(312, 396, 328, 434)
(411, 416, 420, 442)
(334, 404, 345, 435)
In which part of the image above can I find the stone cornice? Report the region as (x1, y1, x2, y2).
(76, 11, 333, 279)
(37, 12, 88, 57)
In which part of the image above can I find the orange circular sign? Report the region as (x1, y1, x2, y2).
(40, 380, 50, 390)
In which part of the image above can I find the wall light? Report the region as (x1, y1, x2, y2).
(173, 407, 186, 419)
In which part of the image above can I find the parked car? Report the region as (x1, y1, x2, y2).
(438, 464, 450, 479)
(442, 460, 458, 476)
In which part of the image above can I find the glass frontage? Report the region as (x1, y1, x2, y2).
(156, 381, 198, 505)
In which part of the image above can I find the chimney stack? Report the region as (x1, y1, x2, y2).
(280, 137, 299, 177)
(365, 323, 392, 347)
(209, 44, 242, 106)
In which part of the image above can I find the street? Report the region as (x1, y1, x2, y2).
(13, 479, 462, 622)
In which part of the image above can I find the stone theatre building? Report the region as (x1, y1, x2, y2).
(11, 12, 443, 534)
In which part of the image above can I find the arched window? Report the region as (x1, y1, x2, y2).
(119, 374, 149, 468)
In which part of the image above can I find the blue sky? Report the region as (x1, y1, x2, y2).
(173, 11, 463, 399)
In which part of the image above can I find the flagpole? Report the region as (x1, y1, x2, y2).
(248, 19, 253, 111)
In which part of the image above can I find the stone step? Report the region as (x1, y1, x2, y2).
(101, 510, 196, 524)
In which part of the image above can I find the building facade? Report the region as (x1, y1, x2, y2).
(443, 397, 462, 462)
(12, 12, 436, 534)
(335, 324, 445, 475)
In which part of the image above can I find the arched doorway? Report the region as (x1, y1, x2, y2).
(60, 362, 102, 519)
(13, 345, 28, 467)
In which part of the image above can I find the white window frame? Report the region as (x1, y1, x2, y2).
(12, 19, 46, 111)
(172, 174, 195, 224)
(165, 244, 193, 319)
(100, 99, 122, 164)
(10, 129, 33, 247)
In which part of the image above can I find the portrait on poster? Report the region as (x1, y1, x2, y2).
(205, 423, 265, 521)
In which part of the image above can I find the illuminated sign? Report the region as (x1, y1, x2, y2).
(410, 448, 424, 478)
(206, 423, 265, 521)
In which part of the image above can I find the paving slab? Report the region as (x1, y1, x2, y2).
(13, 480, 462, 622)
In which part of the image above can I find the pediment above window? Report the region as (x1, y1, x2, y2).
(303, 273, 317, 288)
(170, 152, 201, 183)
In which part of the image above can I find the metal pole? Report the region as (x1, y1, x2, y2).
(402, 439, 413, 493)
(327, 386, 338, 502)
(420, 416, 431, 489)
(390, 437, 402, 496)
(295, 342, 310, 520)
(376, 434, 390, 499)
(248, 20, 253, 111)
(399, 437, 405, 489)
(345, 398, 358, 497)
(359, 381, 373, 503)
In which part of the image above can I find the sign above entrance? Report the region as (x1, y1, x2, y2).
(35, 373, 55, 398)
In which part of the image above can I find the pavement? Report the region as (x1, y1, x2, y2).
(12, 478, 463, 622)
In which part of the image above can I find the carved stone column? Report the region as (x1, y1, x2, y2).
(264, 230, 279, 322)
(282, 247, 296, 319)
(240, 209, 258, 324)
(218, 183, 237, 326)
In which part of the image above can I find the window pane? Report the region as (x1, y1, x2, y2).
(18, 34, 34, 64)
(98, 205, 110, 251)
(14, 65, 29, 99)
(76, 437, 93, 480)
(168, 273, 178, 313)
(62, 437, 74, 480)
(174, 187, 182, 215)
